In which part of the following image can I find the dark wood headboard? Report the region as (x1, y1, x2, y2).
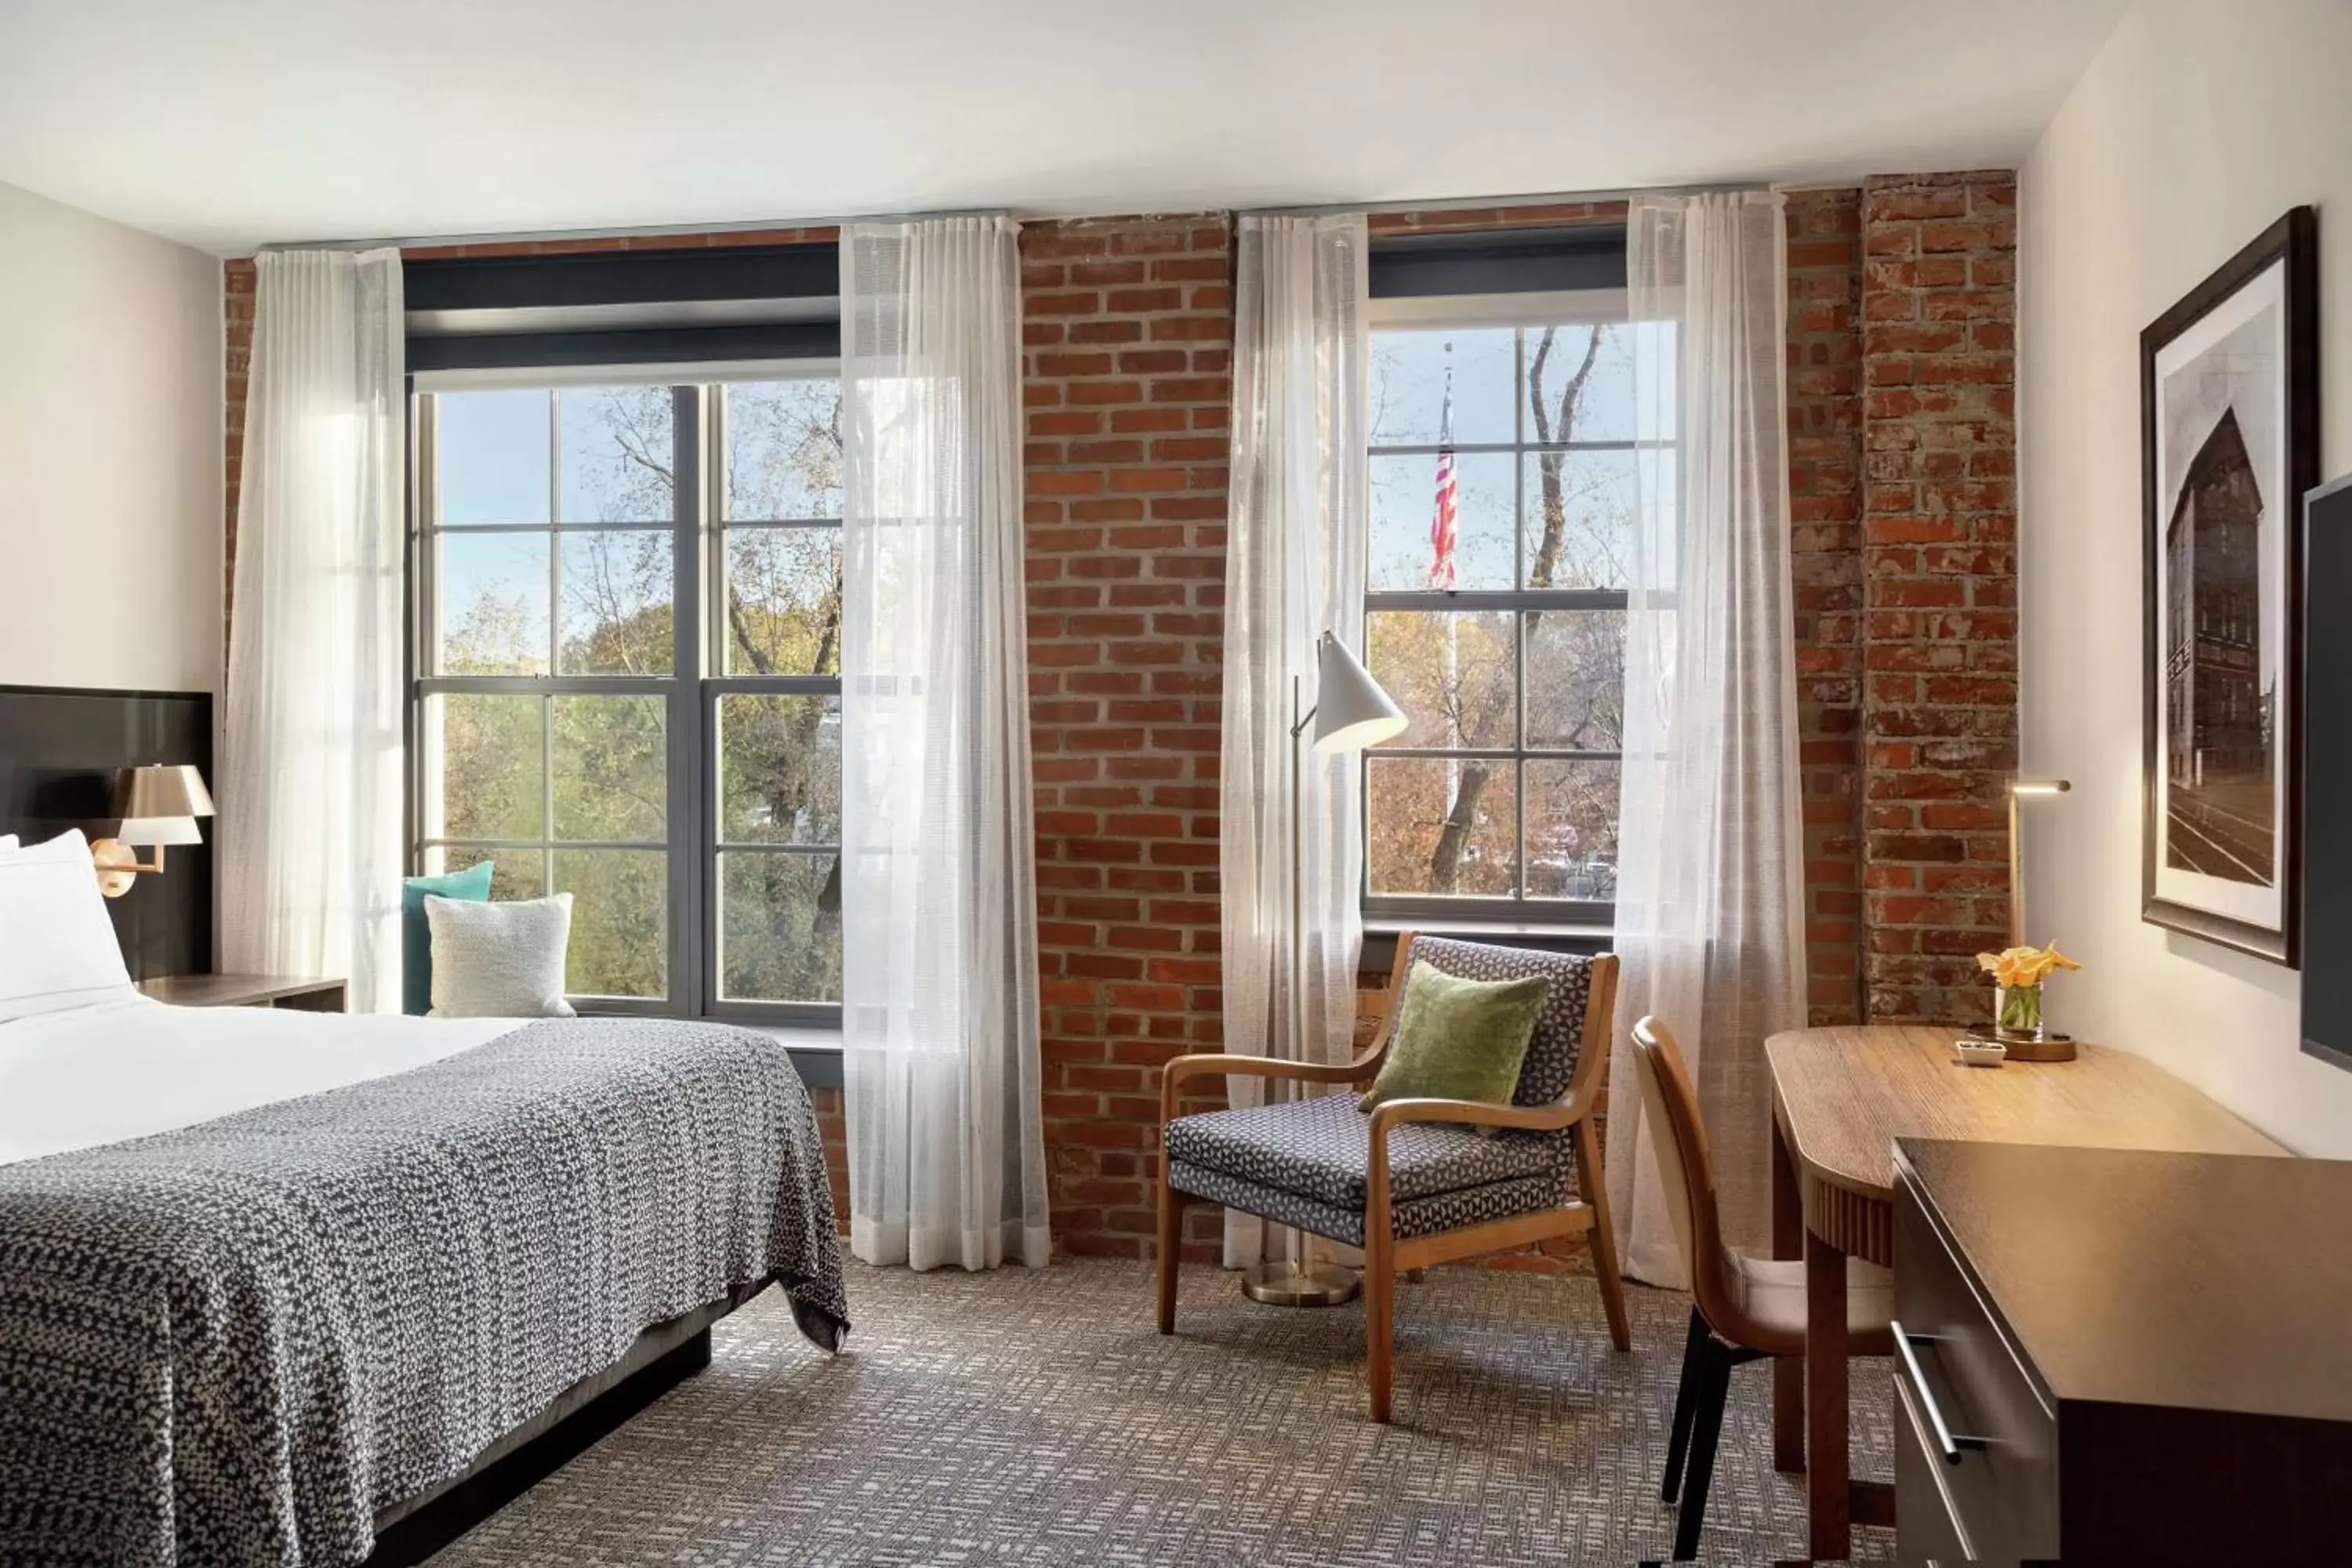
(0, 684, 213, 982)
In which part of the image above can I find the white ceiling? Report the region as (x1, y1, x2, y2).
(0, 0, 2126, 256)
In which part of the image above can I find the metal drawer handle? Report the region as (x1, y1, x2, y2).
(1892, 1320, 1992, 1464)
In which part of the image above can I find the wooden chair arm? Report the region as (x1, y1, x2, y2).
(1160, 1049, 1385, 1124)
(1367, 1083, 1601, 1172)
(1366, 1087, 1596, 1142)
(1363, 1088, 1602, 1236)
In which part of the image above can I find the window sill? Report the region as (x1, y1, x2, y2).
(746, 1022, 845, 1090)
(1359, 917, 1613, 971)
(1363, 915, 1613, 943)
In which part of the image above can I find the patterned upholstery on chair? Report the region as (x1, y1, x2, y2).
(1163, 939, 1598, 1251)
(1167, 1092, 1561, 1206)
(1163, 1091, 1577, 1247)
(1388, 939, 1595, 1109)
(1167, 1159, 1563, 1247)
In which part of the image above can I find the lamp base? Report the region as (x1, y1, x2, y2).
(1239, 1260, 1361, 1308)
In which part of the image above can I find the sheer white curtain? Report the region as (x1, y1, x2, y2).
(1218, 214, 1371, 1267)
(1604, 193, 1806, 1287)
(220, 249, 406, 1013)
(840, 216, 1049, 1272)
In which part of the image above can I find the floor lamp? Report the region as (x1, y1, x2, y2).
(1241, 630, 1409, 1308)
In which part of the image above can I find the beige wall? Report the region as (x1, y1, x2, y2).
(2019, 0, 2352, 1152)
(0, 179, 220, 693)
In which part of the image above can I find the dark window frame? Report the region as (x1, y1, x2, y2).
(407, 372, 846, 1028)
(1359, 284, 1645, 933)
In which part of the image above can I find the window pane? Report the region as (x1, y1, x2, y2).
(724, 527, 844, 675)
(720, 695, 841, 845)
(437, 389, 550, 525)
(1370, 328, 1515, 447)
(1365, 611, 1515, 749)
(1369, 452, 1513, 591)
(554, 848, 666, 999)
(430, 844, 546, 902)
(557, 386, 674, 524)
(1522, 323, 1640, 443)
(1364, 756, 1517, 898)
(438, 532, 550, 675)
(1523, 449, 1635, 589)
(1525, 759, 1620, 901)
(1525, 610, 1627, 750)
(720, 851, 842, 1002)
(725, 380, 844, 521)
(430, 694, 543, 840)
(553, 695, 666, 843)
(557, 530, 673, 674)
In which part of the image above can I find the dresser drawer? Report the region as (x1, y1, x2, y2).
(1895, 1367, 1972, 1567)
(1894, 1173, 2059, 1564)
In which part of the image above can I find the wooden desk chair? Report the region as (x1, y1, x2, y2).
(1157, 935, 1631, 1423)
(1628, 1016, 1895, 1561)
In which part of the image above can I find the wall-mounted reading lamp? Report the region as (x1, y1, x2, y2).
(2007, 779, 2071, 947)
(90, 764, 215, 898)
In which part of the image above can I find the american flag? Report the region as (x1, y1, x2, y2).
(1428, 367, 1458, 591)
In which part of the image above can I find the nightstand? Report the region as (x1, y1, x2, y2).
(135, 974, 348, 1012)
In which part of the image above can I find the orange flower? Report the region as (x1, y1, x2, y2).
(1975, 942, 2082, 988)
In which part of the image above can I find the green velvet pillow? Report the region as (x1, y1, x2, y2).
(402, 862, 493, 1016)
(1358, 960, 1550, 1113)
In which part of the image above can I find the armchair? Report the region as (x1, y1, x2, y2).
(1156, 933, 1629, 1422)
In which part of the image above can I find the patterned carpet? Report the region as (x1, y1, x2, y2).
(430, 1259, 1894, 1566)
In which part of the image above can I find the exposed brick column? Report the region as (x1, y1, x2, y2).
(1019, 216, 1235, 1261)
(223, 258, 256, 658)
(1858, 172, 2019, 1024)
(1785, 189, 1867, 1028)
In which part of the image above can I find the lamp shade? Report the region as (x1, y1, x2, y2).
(1310, 633, 1408, 754)
(119, 764, 214, 821)
(118, 816, 203, 848)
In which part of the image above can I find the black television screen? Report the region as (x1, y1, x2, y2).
(2303, 474, 2352, 1069)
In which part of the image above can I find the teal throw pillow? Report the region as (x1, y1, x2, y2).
(1358, 960, 1550, 1114)
(402, 862, 493, 1015)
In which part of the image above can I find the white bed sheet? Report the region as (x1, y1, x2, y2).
(0, 999, 518, 1166)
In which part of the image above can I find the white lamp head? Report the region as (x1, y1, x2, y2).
(1310, 632, 1408, 754)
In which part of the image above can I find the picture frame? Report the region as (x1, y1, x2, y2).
(2141, 207, 2319, 966)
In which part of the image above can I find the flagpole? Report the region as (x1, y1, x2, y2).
(1439, 350, 1461, 828)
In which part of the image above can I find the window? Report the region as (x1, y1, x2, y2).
(412, 374, 844, 1021)
(1361, 305, 1657, 925)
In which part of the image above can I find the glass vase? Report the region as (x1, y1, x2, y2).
(1994, 982, 2045, 1042)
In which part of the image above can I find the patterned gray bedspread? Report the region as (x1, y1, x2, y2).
(0, 1016, 848, 1567)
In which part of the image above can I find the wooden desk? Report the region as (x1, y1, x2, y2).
(1765, 1025, 2284, 1562)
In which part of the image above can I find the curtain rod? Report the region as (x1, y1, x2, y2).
(255, 205, 1015, 255)
(1242, 180, 1774, 220)
(259, 176, 1828, 254)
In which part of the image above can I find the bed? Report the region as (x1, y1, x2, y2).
(0, 937, 848, 1566)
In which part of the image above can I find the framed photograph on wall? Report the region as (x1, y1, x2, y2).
(2141, 206, 2318, 966)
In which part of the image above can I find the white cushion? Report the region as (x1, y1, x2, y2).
(0, 835, 19, 852)
(1730, 1254, 1896, 1353)
(0, 830, 136, 1022)
(425, 893, 578, 1018)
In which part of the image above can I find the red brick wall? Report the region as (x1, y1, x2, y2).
(1018, 215, 1235, 1261)
(1857, 172, 2020, 1024)
(1786, 190, 1867, 1027)
(223, 257, 255, 653)
(217, 182, 2016, 1260)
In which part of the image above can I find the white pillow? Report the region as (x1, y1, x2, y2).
(425, 893, 578, 1018)
(0, 829, 136, 1022)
